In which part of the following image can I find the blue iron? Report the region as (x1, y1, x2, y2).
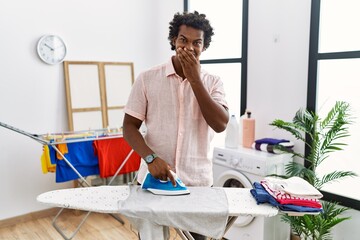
(141, 170, 190, 196)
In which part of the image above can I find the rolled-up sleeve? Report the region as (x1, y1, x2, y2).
(124, 73, 147, 121)
(209, 75, 228, 110)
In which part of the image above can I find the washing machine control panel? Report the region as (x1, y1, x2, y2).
(213, 146, 292, 176)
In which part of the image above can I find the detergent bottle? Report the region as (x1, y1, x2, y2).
(242, 110, 255, 148)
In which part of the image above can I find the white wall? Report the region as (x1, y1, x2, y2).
(0, 0, 182, 220)
(248, 0, 310, 155)
(248, 0, 360, 239)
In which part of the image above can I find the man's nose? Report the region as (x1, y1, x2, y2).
(185, 42, 194, 50)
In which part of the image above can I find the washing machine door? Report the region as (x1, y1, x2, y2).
(214, 169, 254, 227)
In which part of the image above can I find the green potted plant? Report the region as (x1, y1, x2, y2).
(270, 101, 357, 240)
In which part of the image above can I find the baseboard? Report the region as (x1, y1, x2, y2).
(0, 208, 73, 229)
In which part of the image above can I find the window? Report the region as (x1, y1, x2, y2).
(185, 0, 248, 153)
(308, 0, 360, 209)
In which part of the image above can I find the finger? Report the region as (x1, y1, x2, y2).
(182, 48, 197, 62)
(179, 48, 191, 62)
(177, 48, 186, 63)
(167, 170, 177, 187)
(177, 47, 192, 61)
(176, 47, 184, 56)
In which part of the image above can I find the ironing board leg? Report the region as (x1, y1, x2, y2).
(223, 216, 238, 235)
(50, 145, 134, 238)
(208, 216, 238, 240)
(52, 208, 92, 240)
(50, 145, 92, 239)
(176, 216, 238, 240)
(109, 213, 125, 225)
(106, 149, 135, 226)
(175, 229, 195, 240)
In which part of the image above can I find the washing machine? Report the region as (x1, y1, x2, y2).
(213, 146, 292, 240)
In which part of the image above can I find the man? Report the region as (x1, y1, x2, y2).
(123, 11, 229, 239)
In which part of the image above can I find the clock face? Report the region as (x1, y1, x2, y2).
(37, 35, 67, 65)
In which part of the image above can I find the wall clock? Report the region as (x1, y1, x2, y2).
(37, 35, 67, 65)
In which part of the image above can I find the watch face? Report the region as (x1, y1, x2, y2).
(37, 35, 67, 65)
(145, 153, 157, 164)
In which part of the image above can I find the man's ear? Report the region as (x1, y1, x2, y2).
(172, 37, 176, 46)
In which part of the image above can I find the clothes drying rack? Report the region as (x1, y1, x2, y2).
(0, 121, 138, 240)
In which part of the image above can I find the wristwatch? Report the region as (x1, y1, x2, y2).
(144, 153, 158, 164)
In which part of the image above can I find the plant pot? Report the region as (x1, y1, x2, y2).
(291, 232, 301, 240)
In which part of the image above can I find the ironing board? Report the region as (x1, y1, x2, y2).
(37, 185, 279, 240)
(0, 121, 139, 239)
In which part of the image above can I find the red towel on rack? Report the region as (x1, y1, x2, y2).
(93, 137, 141, 178)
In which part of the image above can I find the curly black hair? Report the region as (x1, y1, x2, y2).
(168, 11, 214, 51)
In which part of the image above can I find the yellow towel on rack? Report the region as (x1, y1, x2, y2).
(40, 145, 56, 173)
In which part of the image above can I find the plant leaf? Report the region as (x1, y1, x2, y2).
(318, 171, 358, 189)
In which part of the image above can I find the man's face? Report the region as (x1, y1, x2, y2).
(173, 25, 204, 60)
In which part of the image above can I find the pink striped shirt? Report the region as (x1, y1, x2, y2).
(124, 58, 228, 186)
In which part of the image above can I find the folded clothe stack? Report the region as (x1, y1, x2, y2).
(252, 138, 294, 154)
(250, 176, 323, 213)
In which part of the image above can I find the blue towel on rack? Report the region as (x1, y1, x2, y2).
(49, 141, 99, 183)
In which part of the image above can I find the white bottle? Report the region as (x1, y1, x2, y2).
(225, 115, 239, 148)
(238, 112, 245, 146)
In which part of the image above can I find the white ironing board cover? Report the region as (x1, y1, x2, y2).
(223, 187, 278, 217)
(37, 185, 278, 217)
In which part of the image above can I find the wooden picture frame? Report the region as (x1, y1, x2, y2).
(64, 61, 134, 131)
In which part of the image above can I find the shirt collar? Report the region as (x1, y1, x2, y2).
(165, 57, 176, 77)
(165, 56, 204, 78)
